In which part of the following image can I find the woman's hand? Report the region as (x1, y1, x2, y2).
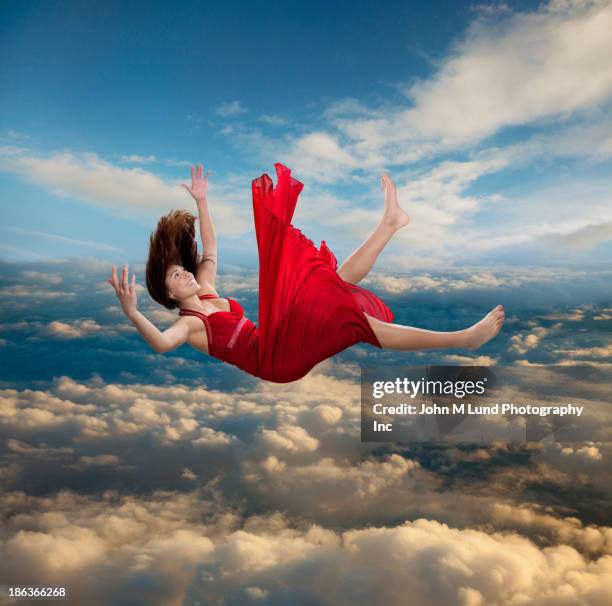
(107, 264, 137, 318)
(182, 163, 210, 203)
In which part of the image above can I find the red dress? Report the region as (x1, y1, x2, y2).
(179, 163, 394, 383)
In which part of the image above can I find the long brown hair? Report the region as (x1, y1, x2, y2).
(145, 210, 200, 310)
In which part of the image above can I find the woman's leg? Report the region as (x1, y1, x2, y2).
(365, 305, 505, 351)
(337, 174, 409, 285)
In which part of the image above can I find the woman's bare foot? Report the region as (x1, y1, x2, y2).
(381, 173, 410, 230)
(465, 305, 505, 349)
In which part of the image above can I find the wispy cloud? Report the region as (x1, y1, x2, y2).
(241, 0, 610, 184)
(215, 100, 247, 117)
(0, 148, 250, 235)
(1, 226, 121, 252)
(118, 154, 191, 168)
(323, 0, 612, 153)
(119, 154, 157, 164)
(258, 114, 288, 126)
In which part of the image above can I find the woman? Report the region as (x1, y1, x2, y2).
(108, 163, 504, 383)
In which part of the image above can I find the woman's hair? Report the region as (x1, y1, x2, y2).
(145, 210, 200, 310)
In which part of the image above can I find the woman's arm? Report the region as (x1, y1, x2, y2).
(107, 264, 190, 353)
(127, 310, 190, 353)
(182, 164, 218, 286)
(197, 198, 217, 260)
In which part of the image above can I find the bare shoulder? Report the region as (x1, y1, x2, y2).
(177, 313, 210, 354)
(175, 313, 200, 333)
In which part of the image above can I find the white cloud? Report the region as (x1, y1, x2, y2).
(191, 426, 239, 448)
(561, 445, 603, 460)
(547, 221, 612, 251)
(215, 100, 247, 117)
(0, 148, 250, 235)
(20, 270, 64, 285)
(364, 267, 606, 296)
(442, 354, 498, 365)
(258, 425, 320, 453)
(258, 114, 287, 126)
(510, 323, 561, 355)
(394, 0, 612, 143)
(44, 319, 104, 338)
(0, 285, 75, 299)
(189, 517, 612, 605)
(119, 154, 157, 164)
(283, 132, 360, 184)
(1, 488, 609, 606)
(554, 345, 612, 359)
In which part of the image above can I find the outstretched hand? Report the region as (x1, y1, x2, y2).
(182, 163, 210, 202)
(107, 264, 137, 318)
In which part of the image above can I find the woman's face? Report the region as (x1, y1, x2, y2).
(165, 264, 200, 302)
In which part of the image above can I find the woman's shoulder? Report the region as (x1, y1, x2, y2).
(173, 313, 201, 334)
(176, 313, 210, 353)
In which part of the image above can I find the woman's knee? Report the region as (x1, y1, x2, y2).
(364, 313, 387, 343)
(365, 313, 406, 350)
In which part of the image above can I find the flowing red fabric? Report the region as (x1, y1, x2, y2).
(180, 163, 394, 383)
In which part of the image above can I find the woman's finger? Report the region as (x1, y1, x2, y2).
(181, 183, 193, 196)
(191, 164, 195, 183)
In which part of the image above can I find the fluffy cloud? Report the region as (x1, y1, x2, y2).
(242, 453, 423, 522)
(0, 490, 218, 604)
(189, 518, 612, 606)
(509, 322, 561, 355)
(1, 489, 610, 606)
(561, 445, 603, 461)
(43, 319, 105, 338)
(1, 368, 611, 604)
(257, 425, 320, 454)
(593, 308, 612, 321)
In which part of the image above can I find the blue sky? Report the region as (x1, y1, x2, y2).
(1, 0, 611, 270)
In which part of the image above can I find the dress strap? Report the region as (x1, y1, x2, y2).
(199, 293, 219, 299)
